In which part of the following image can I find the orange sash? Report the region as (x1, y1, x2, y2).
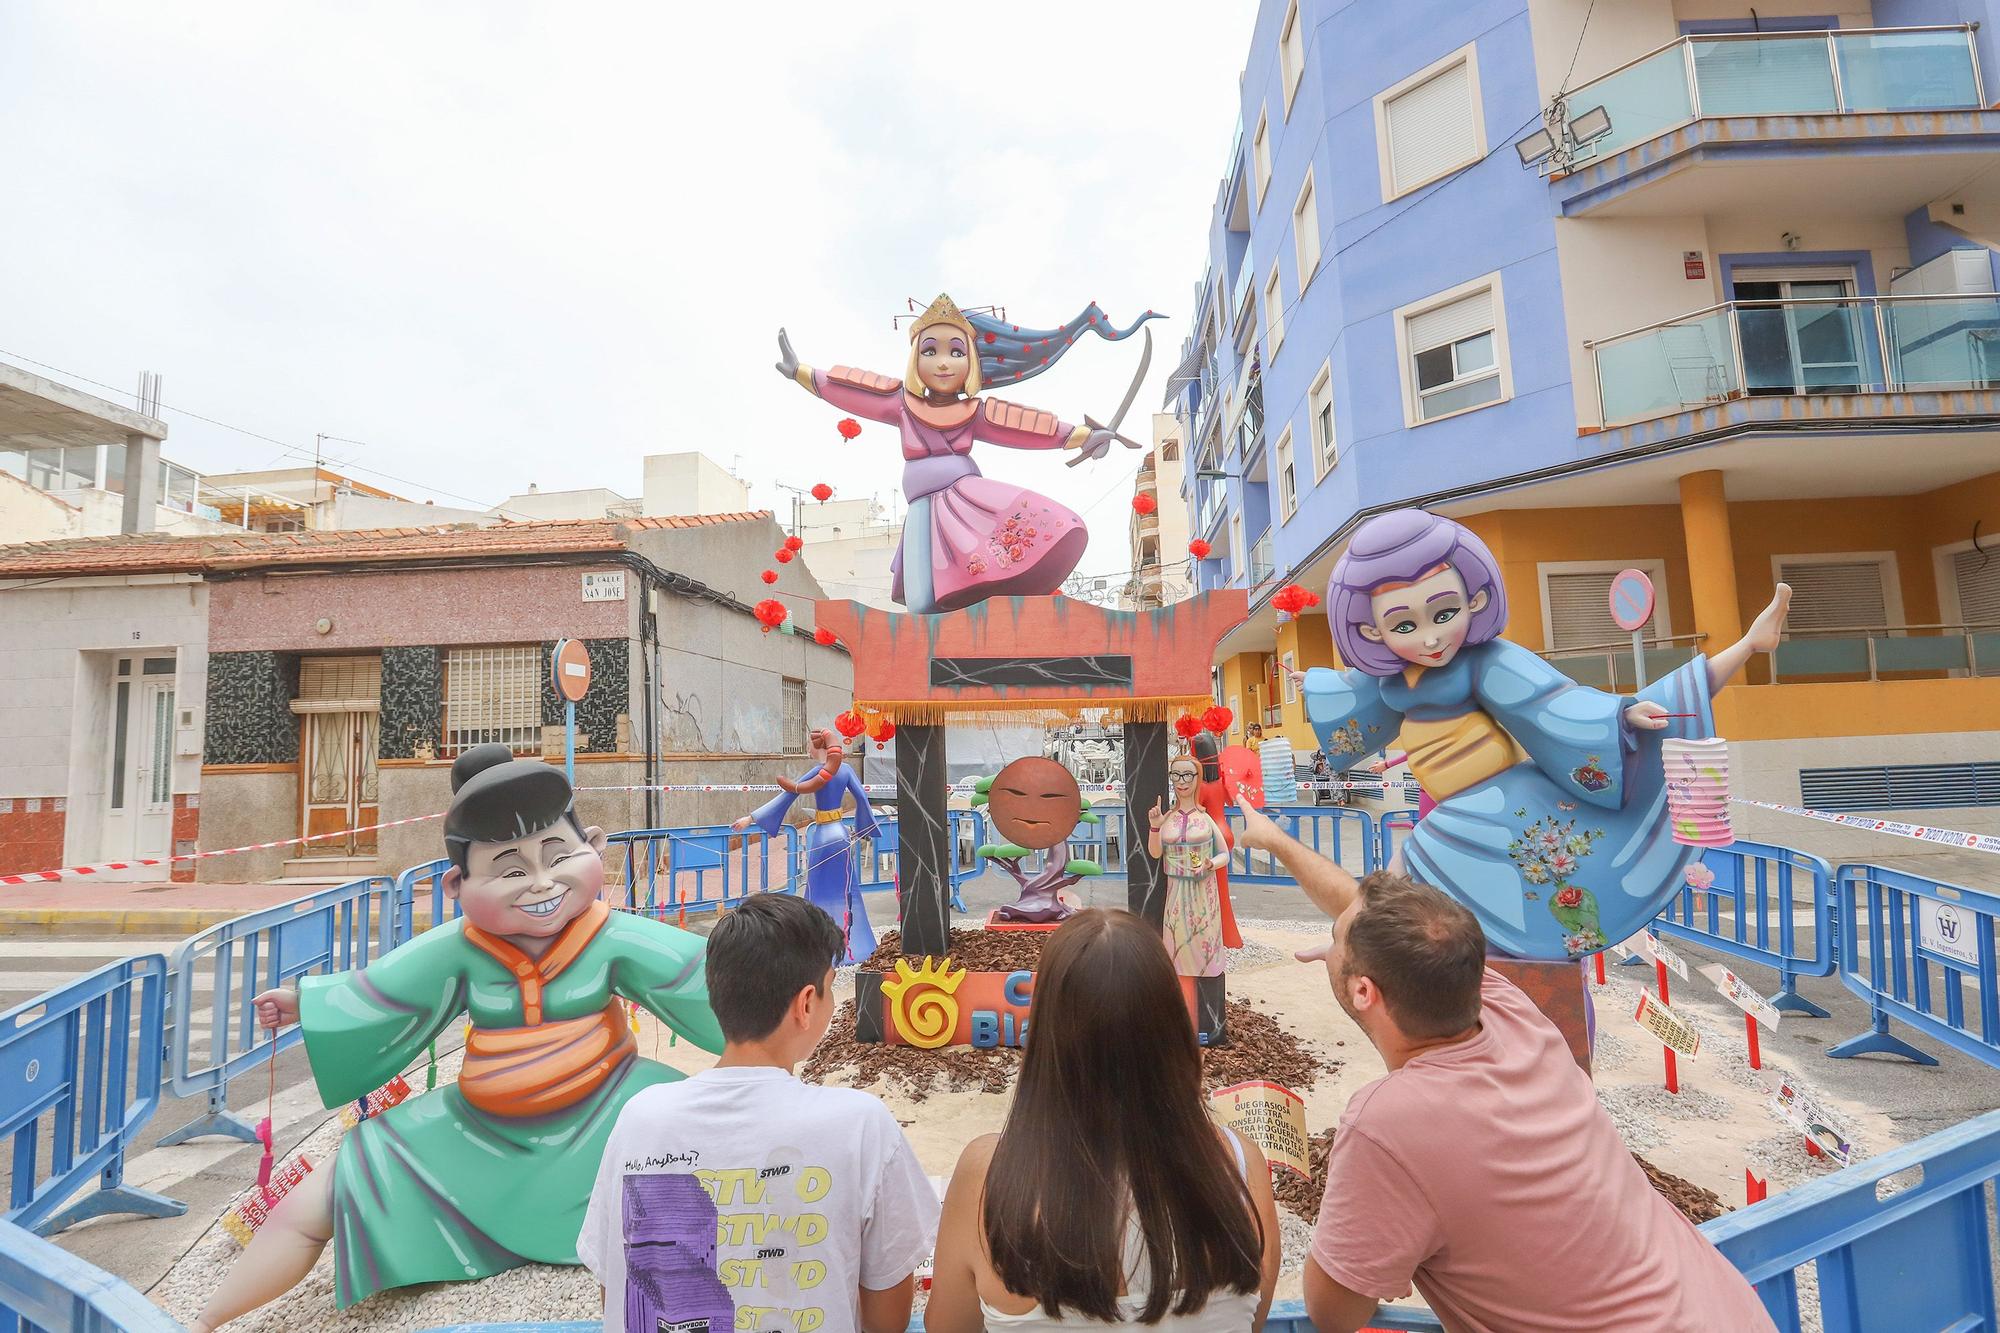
(459, 899, 634, 1117)
(459, 1001, 635, 1118)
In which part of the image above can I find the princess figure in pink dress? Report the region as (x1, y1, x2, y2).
(774, 293, 1157, 613)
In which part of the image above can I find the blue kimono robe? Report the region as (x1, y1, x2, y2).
(749, 765, 880, 962)
(1304, 641, 1714, 959)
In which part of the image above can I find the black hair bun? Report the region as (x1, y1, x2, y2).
(451, 743, 518, 794)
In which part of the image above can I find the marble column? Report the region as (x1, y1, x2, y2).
(1123, 720, 1169, 927)
(896, 723, 951, 957)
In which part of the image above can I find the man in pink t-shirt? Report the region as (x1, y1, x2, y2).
(1235, 803, 1775, 1333)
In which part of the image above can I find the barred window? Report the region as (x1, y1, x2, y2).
(782, 677, 807, 754)
(443, 646, 543, 755)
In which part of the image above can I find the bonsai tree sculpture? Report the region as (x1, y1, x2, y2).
(974, 757, 1102, 923)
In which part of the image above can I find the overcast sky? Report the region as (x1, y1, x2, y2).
(0, 2, 1249, 585)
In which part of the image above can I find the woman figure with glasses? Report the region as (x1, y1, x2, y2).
(1148, 754, 1232, 977)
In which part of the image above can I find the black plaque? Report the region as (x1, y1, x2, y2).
(930, 655, 1133, 690)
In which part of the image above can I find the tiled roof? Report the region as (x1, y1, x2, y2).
(0, 511, 775, 577)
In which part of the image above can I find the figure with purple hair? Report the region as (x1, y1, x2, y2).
(1294, 509, 1791, 960)
(774, 294, 1159, 613)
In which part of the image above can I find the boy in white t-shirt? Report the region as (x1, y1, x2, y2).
(580, 893, 938, 1333)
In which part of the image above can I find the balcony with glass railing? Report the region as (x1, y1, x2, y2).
(1570, 25, 1981, 164)
(1248, 530, 1274, 587)
(1773, 623, 2000, 682)
(1541, 635, 1706, 692)
(1589, 292, 2000, 426)
(1553, 25, 1989, 215)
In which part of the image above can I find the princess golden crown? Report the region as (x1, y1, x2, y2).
(896, 293, 1002, 333)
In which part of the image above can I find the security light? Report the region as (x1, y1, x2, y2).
(1569, 105, 1612, 145)
(1514, 127, 1558, 167)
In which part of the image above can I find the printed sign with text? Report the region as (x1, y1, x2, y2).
(1917, 898, 1983, 968)
(1643, 931, 1689, 981)
(1770, 1074, 1854, 1165)
(1702, 965, 1782, 1029)
(581, 569, 627, 602)
(1633, 991, 1701, 1057)
(1209, 1081, 1312, 1179)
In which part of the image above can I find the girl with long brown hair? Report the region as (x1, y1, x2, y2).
(925, 910, 1279, 1331)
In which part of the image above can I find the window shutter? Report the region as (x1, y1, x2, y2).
(1408, 289, 1493, 355)
(1951, 548, 2000, 625)
(1385, 60, 1477, 195)
(293, 656, 382, 713)
(1545, 571, 1623, 650)
(1730, 265, 1857, 287)
(1777, 559, 1890, 631)
(1950, 548, 2000, 677)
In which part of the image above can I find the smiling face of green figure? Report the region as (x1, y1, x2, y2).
(445, 818, 608, 942)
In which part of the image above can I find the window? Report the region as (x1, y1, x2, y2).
(1396, 275, 1508, 426)
(1253, 109, 1272, 203)
(1941, 542, 2000, 675)
(443, 645, 543, 755)
(1275, 426, 1298, 521)
(1264, 264, 1285, 355)
(1375, 44, 1485, 201)
(1774, 554, 1900, 631)
(1538, 562, 1673, 651)
(782, 677, 807, 754)
(1293, 170, 1320, 286)
(1161, 440, 1180, 463)
(1308, 362, 1337, 479)
(1280, 651, 1298, 704)
(1279, 0, 1306, 115)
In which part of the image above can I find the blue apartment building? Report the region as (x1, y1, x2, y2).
(1177, 0, 2000, 842)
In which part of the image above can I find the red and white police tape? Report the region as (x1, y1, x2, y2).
(0, 778, 1416, 886)
(1733, 797, 2000, 856)
(0, 812, 445, 886)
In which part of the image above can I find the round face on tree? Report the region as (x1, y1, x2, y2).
(987, 757, 1083, 851)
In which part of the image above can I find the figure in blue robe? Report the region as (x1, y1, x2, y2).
(741, 734, 879, 963)
(1304, 642, 1714, 960)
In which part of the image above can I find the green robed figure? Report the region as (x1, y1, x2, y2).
(192, 745, 724, 1330)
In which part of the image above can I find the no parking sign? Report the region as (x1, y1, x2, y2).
(1609, 569, 1655, 687)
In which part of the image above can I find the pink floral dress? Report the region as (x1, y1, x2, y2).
(1159, 806, 1226, 977)
(804, 365, 1089, 613)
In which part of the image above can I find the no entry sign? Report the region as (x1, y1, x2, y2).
(1609, 568, 1656, 632)
(552, 638, 592, 702)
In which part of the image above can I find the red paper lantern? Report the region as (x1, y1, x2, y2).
(760, 569, 778, 585)
(813, 626, 837, 646)
(1188, 538, 1212, 560)
(1202, 705, 1233, 735)
(1271, 583, 1307, 615)
(1131, 493, 1157, 516)
(836, 417, 862, 440)
(775, 548, 794, 564)
(1173, 714, 1202, 740)
(784, 535, 804, 552)
(834, 709, 867, 740)
(753, 598, 788, 633)
(811, 482, 833, 502)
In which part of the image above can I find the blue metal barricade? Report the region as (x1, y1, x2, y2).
(1651, 841, 1837, 1016)
(1374, 808, 1420, 872)
(607, 825, 799, 921)
(1, 957, 183, 1238)
(1701, 1106, 2000, 1331)
(395, 856, 457, 938)
(1218, 805, 1372, 883)
(1829, 862, 2000, 1069)
(0, 1216, 183, 1332)
(854, 817, 898, 894)
(163, 876, 398, 1144)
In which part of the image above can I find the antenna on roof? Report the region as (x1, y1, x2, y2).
(135, 372, 162, 417)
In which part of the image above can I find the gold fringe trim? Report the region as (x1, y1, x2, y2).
(855, 695, 1215, 726)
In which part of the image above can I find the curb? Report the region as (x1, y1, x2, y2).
(0, 909, 443, 936)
